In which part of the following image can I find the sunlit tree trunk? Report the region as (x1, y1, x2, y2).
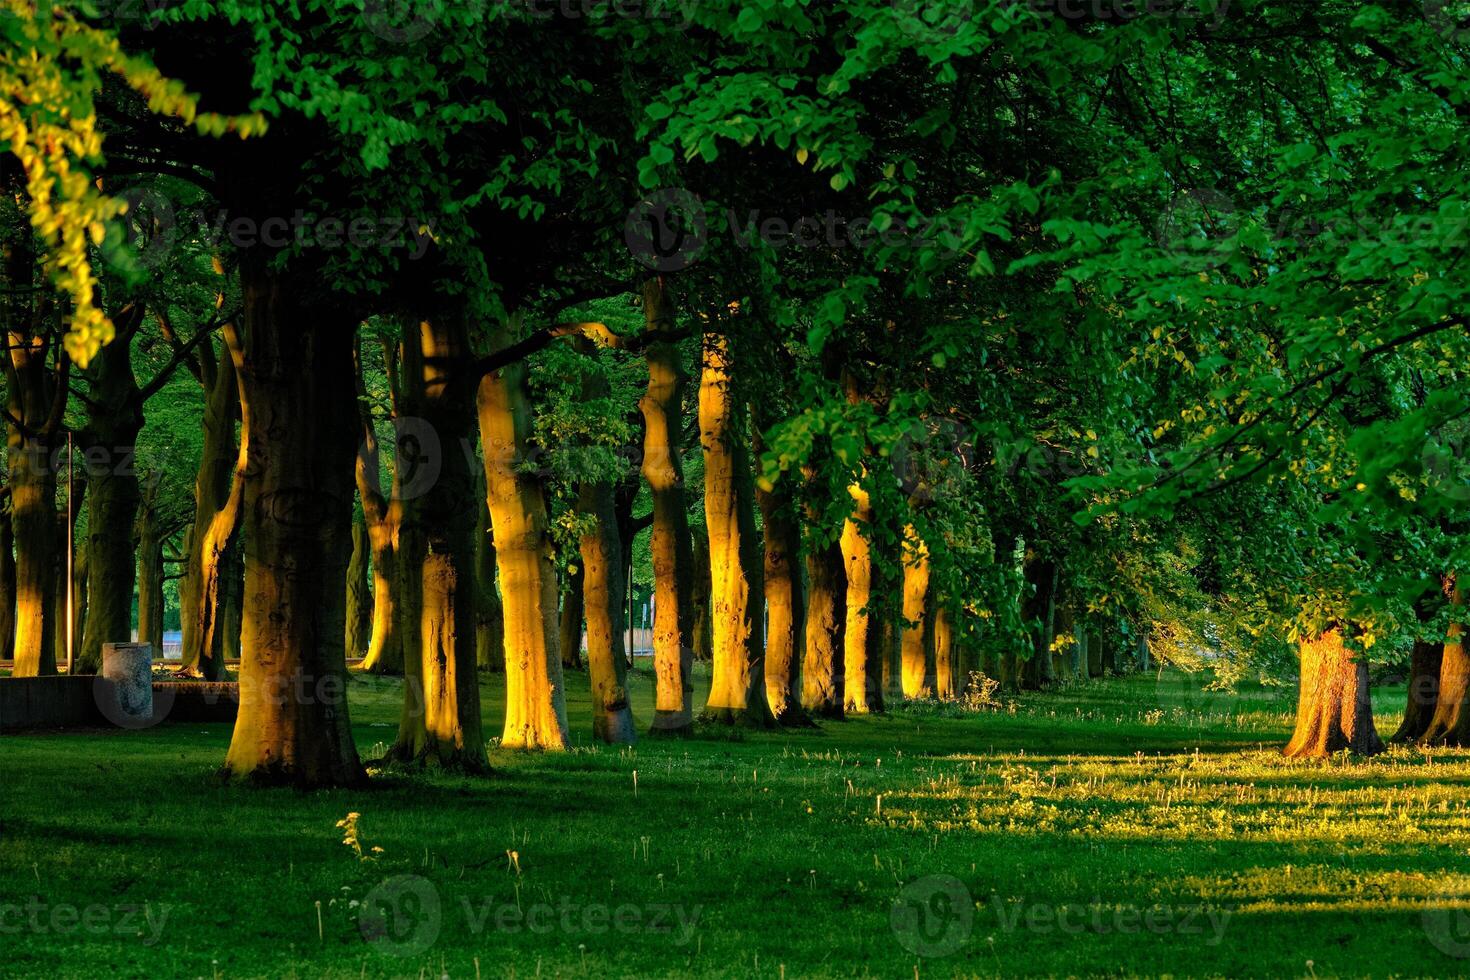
(480, 313, 569, 750)
(639, 279, 696, 734)
(801, 483, 845, 718)
(178, 340, 241, 680)
(345, 515, 372, 661)
(559, 562, 585, 671)
(757, 463, 806, 726)
(387, 316, 485, 771)
(900, 526, 931, 699)
(691, 524, 712, 664)
(699, 331, 769, 725)
(221, 266, 364, 787)
(475, 494, 504, 673)
(578, 478, 637, 743)
(931, 599, 955, 700)
(1283, 628, 1384, 758)
(355, 337, 403, 675)
(5, 337, 64, 678)
(841, 482, 883, 714)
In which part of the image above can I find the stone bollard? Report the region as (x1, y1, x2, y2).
(100, 643, 154, 727)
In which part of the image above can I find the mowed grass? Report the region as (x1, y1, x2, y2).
(4, 666, 1470, 978)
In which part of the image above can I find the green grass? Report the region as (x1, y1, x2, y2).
(4, 667, 1470, 978)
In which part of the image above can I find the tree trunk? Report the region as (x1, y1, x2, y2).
(178, 340, 242, 680)
(1283, 629, 1384, 757)
(900, 526, 931, 699)
(931, 600, 955, 700)
(1021, 554, 1058, 690)
(559, 561, 585, 671)
(579, 479, 637, 743)
(475, 494, 504, 672)
(756, 458, 806, 726)
(691, 524, 712, 664)
(0, 505, 17, 664)
(479, 314, 569, 750)
(699, 332, 769, 725)
(386, 316, 485, 771)
(355, 338, 403, 676)
(6, 375, 61, 678)
(1393, 639, 1443, 743)
(801, 516, 845, 718)
(135, 504, 164, 652)
(841, 483, 884, 714)
(639, 278, 696, 734)
(345, 515, 372, 661)
(221, 266, 364, 787)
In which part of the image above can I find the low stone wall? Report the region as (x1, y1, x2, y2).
(0, 676, 240, 732)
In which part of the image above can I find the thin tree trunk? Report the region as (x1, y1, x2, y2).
(0, 504, 17, 663)
(639, 278, 696, 734)
(841, 482, 883, 714)
(480, 313, 569, 750)
(1283, 628, 1384, 758)
(559, 562, 585, 671)
(691, 524, 712, 664)
(178, 340, 241, 680)
(756, 453, 806, 726)
(345, 515, 372, 661)
(387, 316, 485, 771)
(135, 504, 164, 652)
(475, 494, 504, 672)
(579, 479, 637, 743)
(1021, 554, 1058, 690)
(801, 513, 845, 718)
(699, 332, 769, 725)
(900, 525, 931, 699)
(931, 599, 955, 700)
(220, 266, 364, 787)
(355, 337, 403, 675)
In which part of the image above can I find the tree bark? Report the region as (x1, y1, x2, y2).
(479, 314, 569, 750)
(578, 479, 637, 743)
(220, 266, 364, 787)
(345, 514, 372, 661)
(355, 337, 404, 675)
(386, 316, 485, 771)
(931, 599, 955, 700)
(841, 482, 884, 714)
(76, 304, 147, 674)
(691, 524, 713, 664)
(1283, 628, 1384, 757)
(756, 456, 806, 726)
(801, 510, 845, 718)
(135, 501, 164, 652)
(639, 279, 696, 734)
(6, 347, 63, 678)
(177, 339, 242, 680)
(900, 525, 932, 699)
(0, 504, 17, 664)
(1021, 553, 1058, 690)
(699, 332, 769, 725)
(1392, 639, 1443, 743)
(559, 562, 585, 671)
(475, 493, 504, 672)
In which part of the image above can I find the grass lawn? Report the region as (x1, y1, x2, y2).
(4, 667, 1470, 977)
